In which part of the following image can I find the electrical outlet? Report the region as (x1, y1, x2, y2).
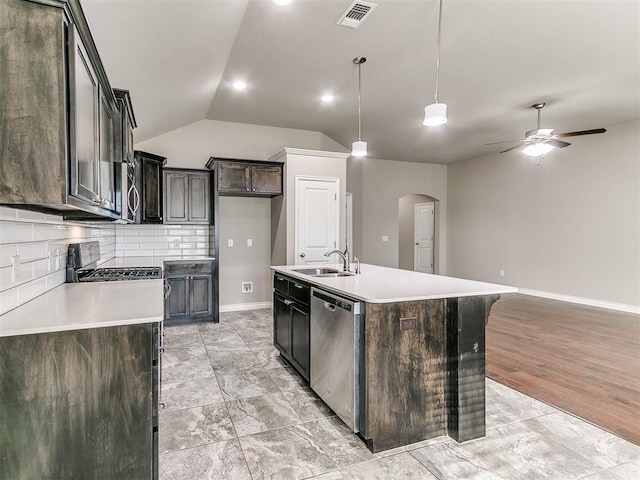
(173, 239, 180, 248)
(382, 236, 389, 242)
(228, 239, 234, 248)
(499, 270, 505, 277)
(55, 249, 61, 269)
(241, 282, 253, 293)
(247, 238, 252, 247)
(47, 251, 52, 272)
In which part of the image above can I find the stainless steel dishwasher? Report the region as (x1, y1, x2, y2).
(310, 288, 362, 432)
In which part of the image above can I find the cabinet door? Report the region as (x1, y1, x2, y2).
(187, 173, 210, 223)
(273, 294, 292, 357)
(164, 171, 188, 223)
(70, 29, 100, 205)
(251, 165, 282, 195)
(290, 305, 310, 380)
(165, 276, 189, 320)
(189, 275, 213, 318)
(217, 163, 250, 194)
(98, 91, 116, 211)
(141, 157, 164, 224)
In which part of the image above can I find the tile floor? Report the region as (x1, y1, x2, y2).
(159, 309, 640, 480)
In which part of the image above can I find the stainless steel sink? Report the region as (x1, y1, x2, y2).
(292, 268, 354, 277)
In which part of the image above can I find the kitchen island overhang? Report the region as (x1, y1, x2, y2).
(271, 264, 517, 453)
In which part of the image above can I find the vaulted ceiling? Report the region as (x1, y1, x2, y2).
(82, 0, 639, 164)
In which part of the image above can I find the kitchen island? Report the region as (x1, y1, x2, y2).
(271, 264, 517, 452)
(0, 280, 163, 479)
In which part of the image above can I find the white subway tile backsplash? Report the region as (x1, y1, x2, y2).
(0, 208, 116, 315)
(0, 288, 18, 315)
(0, 223, 33, 244)
(114, 224, 211, 258)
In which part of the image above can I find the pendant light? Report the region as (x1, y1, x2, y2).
(352, 56, 367, 157)
(423, 0, 447, 126)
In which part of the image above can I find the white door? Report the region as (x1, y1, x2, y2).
(414, 202, 434, 274)
(295, 176, 339, 265)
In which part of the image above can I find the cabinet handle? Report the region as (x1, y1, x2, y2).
(284, 299, 293, 305)
(294, 284, 303, 289)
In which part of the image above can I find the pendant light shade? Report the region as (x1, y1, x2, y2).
(423, 102, 447, 126)
(424, 0, 447, 127)
(351, 56, 367, 157)
(351, 140, 367, 157)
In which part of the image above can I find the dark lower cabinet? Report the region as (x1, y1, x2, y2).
(164, 260, 216, 324)
(0, 323, 159, 480)
(273, 273, 310, 381)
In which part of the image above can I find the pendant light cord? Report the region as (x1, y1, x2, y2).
(358, 61, 362, 141)
(434, 0, 443, 103)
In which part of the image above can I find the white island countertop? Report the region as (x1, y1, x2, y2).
(271, 264, 517, 303)
(0, 280, 164, 337)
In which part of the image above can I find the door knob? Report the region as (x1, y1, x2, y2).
(300, 253, 306, 258)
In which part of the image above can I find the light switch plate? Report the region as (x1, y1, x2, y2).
(228, 239, 234, 247)
(247, 239, 253, 247)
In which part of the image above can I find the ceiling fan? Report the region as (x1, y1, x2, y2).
(487, 103, 607, 157)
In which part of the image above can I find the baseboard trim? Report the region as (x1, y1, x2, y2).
(518, 289, 640, 315)
(219, 302, 272, 313)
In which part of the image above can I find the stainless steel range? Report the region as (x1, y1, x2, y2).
(66, 241, 162, 283)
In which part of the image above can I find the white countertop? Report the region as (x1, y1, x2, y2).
(101, 255, 215, 268)
(271, 264, 517, 303)
(0, 280, 164, 337)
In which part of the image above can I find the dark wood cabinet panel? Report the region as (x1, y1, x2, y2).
(136, 150, 166, 224)
(251, 165, 282, 194)
(98, 90, 117, 211)
(0, 323, 158, 480)
(274, 294, 292, 355)
(272, 274, 310, 381)
(113, 89, 136, 165)
(290, 305, 310, 376)
(217, 163, 250, 194)
(164, 169, 211, 224)
(190, 275, 213, 317)
(164, 260, 216, 324)
(207, 158, 283, 197)
(166, 276, 189, 319)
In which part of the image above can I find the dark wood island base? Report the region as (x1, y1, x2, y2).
(360, 295, 500, 453)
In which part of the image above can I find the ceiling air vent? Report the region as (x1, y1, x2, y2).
(336, 1, 377, 29)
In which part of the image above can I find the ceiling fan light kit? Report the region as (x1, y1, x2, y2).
(488, 102, 607, 159)
(351, 56, 368, 158)
(424, 0, 447, 127)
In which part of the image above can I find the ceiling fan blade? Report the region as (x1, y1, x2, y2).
(485, 140, 522, 146)
(499, 144, 523, 154)
(554, 128, 606, 138)
(546, 139, 571, 149)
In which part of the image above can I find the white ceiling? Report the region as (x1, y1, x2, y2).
(82, 0, 640, 164)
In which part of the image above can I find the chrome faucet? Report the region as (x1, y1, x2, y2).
(324, 249, 349, 272)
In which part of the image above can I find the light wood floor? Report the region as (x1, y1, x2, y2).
(486, 293, 640, 445)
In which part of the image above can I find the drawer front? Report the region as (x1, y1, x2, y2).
(274, 274, 289, 296)
(289, 280, 310, 306)
(164, 261, 213, 275)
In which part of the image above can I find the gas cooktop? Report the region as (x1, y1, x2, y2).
(67, 242, 162, 283)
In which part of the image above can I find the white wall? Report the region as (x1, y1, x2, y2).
(135, 119, 347, 168)
(447, 119, 640, 308)
(348, 158, 448, 272)
(135, 120, 348, 306)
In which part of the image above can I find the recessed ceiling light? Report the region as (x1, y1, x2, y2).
(321, 94, 335, 103)
(232, 80, 247, 91)
(272, 0, 293, 6)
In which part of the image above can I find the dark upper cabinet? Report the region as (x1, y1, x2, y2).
(206, 158, 283, 197)
(164, 169, 211, 224)
(136, 151, 166, 224)
(0, 0, 120, 220)
(113, 89, 137, 165)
